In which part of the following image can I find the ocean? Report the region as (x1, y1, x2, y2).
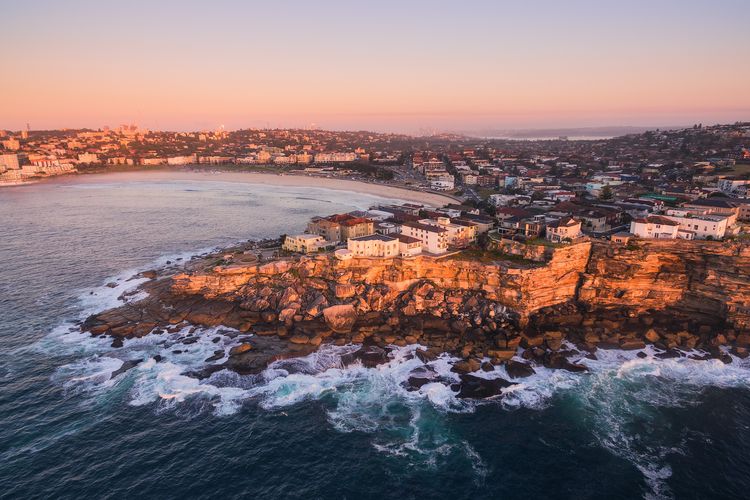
(1, 172, 749, 500)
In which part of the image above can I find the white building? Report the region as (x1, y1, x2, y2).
(77, 153, 99, 164)
(546, 217, 583, 243)
(283, 234, 327, 253)
(167, 154, 197, 165)
(418, 217, 476, 247)
(314, 152, 357, 163)
(630, 216, 683, 239)
(400, 221, 448, 254)
(347, 234, 399, 258)
(718, 179, 750, 195)
(664, 209, 730, 240)
(397, 234, 423, 257)
(0, 153, 20, 171)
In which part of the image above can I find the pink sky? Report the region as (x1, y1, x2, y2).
(1, 1, 748, 133)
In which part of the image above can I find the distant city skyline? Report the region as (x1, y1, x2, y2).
(1, 0, 748, 134)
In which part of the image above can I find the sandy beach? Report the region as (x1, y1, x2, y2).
(29, 169, 460, 207)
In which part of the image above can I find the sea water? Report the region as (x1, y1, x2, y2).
(1, 173, 749, 499)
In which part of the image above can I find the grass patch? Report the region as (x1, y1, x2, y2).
(524, 237, 563, 248)
(451, 248, 541, 266)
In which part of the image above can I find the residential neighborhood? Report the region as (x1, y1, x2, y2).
(3, 122, 750, 250)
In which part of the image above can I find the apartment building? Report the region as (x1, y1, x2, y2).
(400, 221, 448, 254)
(283, 234, 327, 253)
(347, 234, 399, 258)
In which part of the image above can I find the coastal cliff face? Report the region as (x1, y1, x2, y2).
(171, 239, 750, 333)
(578, 240, 750, 331)
(83, 239, 750, 380)
(171, 242, 593, 326)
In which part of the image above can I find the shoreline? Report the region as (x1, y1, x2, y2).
(3, 168, 460, 208)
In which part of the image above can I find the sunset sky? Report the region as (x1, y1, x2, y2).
(1, 0, 748, 133)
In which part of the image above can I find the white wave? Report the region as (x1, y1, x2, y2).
(50, 322, 750, 491)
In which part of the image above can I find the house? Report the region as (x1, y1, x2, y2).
(454, 214, 495, 234)
(718, 178, 750, 195)
(630, 216, 681, 239)
(397, 234, 423, 257)
(347, 234, 399, 258)
(681, 198, 739, 226)
(283, 234, 327, 253)
(611, 232, 632, 244)
(400, 221, 448, 254)
(417, 217, 475, 247)
(576, 209, 609, 233)
(664, 209, 730, 240)
(545, 217, 582, 243)
(307, 214, 374, 242)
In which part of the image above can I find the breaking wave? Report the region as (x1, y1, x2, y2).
(47, 276, 750, 499)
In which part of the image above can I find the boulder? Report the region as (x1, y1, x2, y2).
(415, 348, 438, 363)
(505, 360, 536, 379)
(229, 343, 252, 355)
(619, 339, 646, 350)
(543, 352, 588, 372)
(322, 304, 357, 333)
(111, 359, 142, 378)
(456, 374, 513, 399)
(451, 358, 481, 374)
(289, 334, 309, 345)
(341, 345, 390, 368)
(404, 365, 439, 391)
(487, 349, 516, 362)
(205, 350, 225, 362)
(543, 331, 564, 351)
(644, 328, 660, 343)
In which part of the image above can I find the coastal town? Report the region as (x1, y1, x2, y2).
(2, 122, 750, 248)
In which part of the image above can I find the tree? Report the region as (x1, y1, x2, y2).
(599, 184, 613, 200)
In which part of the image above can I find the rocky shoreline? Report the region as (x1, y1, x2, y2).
(80, 238, 750, 399)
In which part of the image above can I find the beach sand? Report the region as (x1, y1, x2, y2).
(35, 169, 460, 207)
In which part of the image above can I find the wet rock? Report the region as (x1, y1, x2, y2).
(415, 348, 438, 364)
(487, 349, 516, 362)
(451, 358, 481, 374)
(229, 343, 252, 355)
(645, 328, 660, 343)
(543, 331, 563, 351)
(405, 365, 439, 391)
(620, 339, 646, 350)
(505, 360, 535, 379)
(205, 350, 225, 362)
(111, 338, 124, 348)
(223, 336, 316, 375)
(111, 359, 141, 378)
(89, 324, 110, 336)
(341, 345, 390, 368)
(140, 270, 158, 279)
(731, 346, 749, 359)
(543, 352, 588, 372)
(456, 374, 513, 399)
(654, 349, 682, 359)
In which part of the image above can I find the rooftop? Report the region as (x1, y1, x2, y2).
(401, 221, 448, 233)
(349, 234, 397, 242)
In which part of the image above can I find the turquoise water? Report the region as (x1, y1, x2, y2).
(1, 173, 749, 499)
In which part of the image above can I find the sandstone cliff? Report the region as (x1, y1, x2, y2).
(83, 239, 750, 375)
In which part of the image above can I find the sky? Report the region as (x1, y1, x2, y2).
(1, 0, 748, 134)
